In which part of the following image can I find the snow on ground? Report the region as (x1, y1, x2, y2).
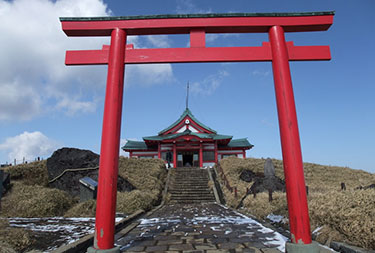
(8, 217, 123, 251)
(139, 210, 288, 252)
(267, 214, 284, 223)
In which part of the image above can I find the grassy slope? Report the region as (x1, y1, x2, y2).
(217, 157, 375, 249)
(0, 157, 167, 250)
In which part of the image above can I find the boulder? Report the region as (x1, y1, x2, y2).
(47, 147, 99, 180)
(239, 169, 257, 182)
(249, 175, 285, 194)
(47, 148, 135, 197)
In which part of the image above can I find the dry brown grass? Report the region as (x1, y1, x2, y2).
(0, 181, 74, 217)
(65, 157, 167, 216)
(0, 218, 33, 252)
(116, 190, 155, 215)
(118, 157, 167, 202)
(3, 161, 48, 187)
(309, 190, 375, 249)
(64, 200, 96, 217)
(218, 157, 375, 249)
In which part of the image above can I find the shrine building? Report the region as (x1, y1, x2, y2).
(122, 108, 253, 167)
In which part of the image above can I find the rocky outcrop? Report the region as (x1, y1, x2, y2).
(47, 147, 134, 197)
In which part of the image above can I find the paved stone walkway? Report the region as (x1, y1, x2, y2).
(114, 203, 288, 253)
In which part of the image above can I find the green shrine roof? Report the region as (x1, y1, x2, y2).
(225, 138, 253, 148)
(158, 108, 217, 135)
(60, 11, 335, 22)
(145, 129, 231, 141)
(122, 108, 254, 151)
(123, 137, 253, 150)
(123, 140, 149, 150)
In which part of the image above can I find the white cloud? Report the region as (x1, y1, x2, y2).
(0, 0, 111, 121)
(125, 64, 174, 87)
(0, 80, 42, 121)
(0, 1, 176, 121)
(124, 35, 174, 87)
(190, 70, 229, 95)
(0, 131, 60, 162)
(120, 138, 127, 156)
(55, 94, 97, 115)
(251, 70, 271, 77)
(145, 35, 171, 48)
(176, 0, 212, 14)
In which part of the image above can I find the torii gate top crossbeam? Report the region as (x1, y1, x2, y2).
(61, 11, 334, 36)
(61, 12, 334, 65)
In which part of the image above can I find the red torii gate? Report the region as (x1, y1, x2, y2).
(60, 12, 334, 252)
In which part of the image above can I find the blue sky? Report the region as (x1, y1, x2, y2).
(0, 0, 374, 173)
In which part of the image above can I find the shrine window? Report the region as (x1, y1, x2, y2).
(203, 151, 215, 161)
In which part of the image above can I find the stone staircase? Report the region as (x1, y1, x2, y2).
(168, 167, 216, 204)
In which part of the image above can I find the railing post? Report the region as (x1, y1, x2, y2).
(269, 25, 315, 250)
(90, 28, 126, 252)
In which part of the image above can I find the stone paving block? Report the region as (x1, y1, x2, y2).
(208, 237, 228, 244)
(154, 234, 179, 240)
(218, 242, 244, 249)
(169, 243, 195, 251)
(236, 247, 262, 253)
(171, 231, 186, 236)
(186, 238, 205, 244)
(157, 239, 184, 245)
(260, 248, 281, 253)
(206, 249, 232, 253)
(144, 245, 168, 252)
(137, 240, 157, 246)
(243, 242, 266, 249)
(124, 246, 145, 252)
(229, 237, 254, 244)
(194, 243, 218, 250)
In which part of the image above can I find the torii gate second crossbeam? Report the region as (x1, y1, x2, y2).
(60, 12, 334, 253)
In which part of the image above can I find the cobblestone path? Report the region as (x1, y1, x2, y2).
(114, 203, 288, 253)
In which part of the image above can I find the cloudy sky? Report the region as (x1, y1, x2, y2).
(0, 0, 374, 173)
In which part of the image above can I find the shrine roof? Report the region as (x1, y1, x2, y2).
(122, 140, 149, 150)
(60, 11, 335, 22)
(158, 108, 216, 135)
(225, 138, 254, 148)
(144, 129, 232, 141)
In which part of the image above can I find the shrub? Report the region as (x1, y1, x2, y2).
(1, 182, 74, 217)
(0, 219, 33, 252)
(64, 199, 96, 217)
(3, 161, 48, 186)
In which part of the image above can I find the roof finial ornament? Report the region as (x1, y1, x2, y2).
(186, 81, 190, 110)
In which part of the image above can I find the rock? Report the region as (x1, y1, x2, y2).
(363, 183, 375, 190)
(47, 147, 100, 180)
(250, 175, 285, 194)
(239, 170, 257, 182)
(264, 158, 275, 178)
(47, 147, 135, 197)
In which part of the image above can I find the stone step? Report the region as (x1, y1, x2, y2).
(169, 183, 209, 186)
(169, 193, 213, 196)
(169, 186, 209, 190)
(169, 189, 212, 193)
(170, 197, 215, 201)
(171, 179, 209, 183)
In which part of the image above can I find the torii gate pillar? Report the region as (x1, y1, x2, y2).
(61, 12, 334, 253)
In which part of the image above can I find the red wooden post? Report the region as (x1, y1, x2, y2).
(269, 25, 312, 245)
(94, 28, 126, 250)
(199, 143, 203, 167)
(173, 143, 177, 168)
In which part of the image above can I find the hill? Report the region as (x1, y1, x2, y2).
(217, 157, 375, 250)
(0, 156, 167, 251)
